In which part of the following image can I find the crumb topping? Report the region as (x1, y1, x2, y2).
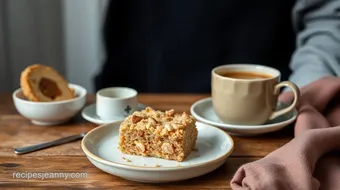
(120, 107, 196, 135)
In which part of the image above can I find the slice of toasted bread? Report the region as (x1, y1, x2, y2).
(20, 64, 75, 102)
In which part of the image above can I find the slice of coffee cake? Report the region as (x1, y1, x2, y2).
(118, 107, 197, 162)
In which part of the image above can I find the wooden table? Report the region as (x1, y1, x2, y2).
(0, 94, 294, 189)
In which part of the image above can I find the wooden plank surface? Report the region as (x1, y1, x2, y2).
(0, 94, 293, 189)
(0, 156, 258, 189)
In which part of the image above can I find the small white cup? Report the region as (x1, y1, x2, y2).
(96, 87, 138, 121)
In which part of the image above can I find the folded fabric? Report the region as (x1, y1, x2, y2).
(231, 127, 340, 190)
(325, 97, 340, 127)
(279, 76, 340, 136)
(314, 154, 340, 190)
(231, 77, 340, 190)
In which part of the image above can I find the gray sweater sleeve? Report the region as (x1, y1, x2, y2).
(289, 0, 340, 87)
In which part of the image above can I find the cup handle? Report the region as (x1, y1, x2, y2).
(269, 81, 300, 120)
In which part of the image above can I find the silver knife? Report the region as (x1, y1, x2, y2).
(14, 133, 86, 155)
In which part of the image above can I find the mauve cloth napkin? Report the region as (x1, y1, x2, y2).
(230, 77, 340, 190)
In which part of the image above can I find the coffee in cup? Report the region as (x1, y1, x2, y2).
(211, 64, 300, 125)
(96, 87, 138, 121)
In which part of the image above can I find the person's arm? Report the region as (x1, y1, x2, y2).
(289, 0, 340, 87)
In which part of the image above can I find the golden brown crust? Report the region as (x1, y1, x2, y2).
(20, 64, 75, 102)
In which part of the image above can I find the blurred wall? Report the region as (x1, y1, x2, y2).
(0, 0, 8, 92)
(0, 0, 64, 92)
(0, 0, 107, 93)
(63, 0, 107, 94)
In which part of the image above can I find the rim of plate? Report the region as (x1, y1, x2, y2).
(190, 97, 297, 129)
(81, 120, 234, 171)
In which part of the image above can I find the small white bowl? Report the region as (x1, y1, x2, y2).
(13, 83, 87, 126)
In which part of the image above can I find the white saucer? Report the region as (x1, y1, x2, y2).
(81, 121, 234, 183)
(190, 97, 297, 136)
(81, 103, 146, 125)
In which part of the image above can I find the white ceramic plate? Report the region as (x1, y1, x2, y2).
(81, 121, 234, 183)
(81, 103, 146, 125)
(190, 97, 297, 136)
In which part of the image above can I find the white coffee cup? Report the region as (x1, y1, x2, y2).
(96, 87, 138, 121)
